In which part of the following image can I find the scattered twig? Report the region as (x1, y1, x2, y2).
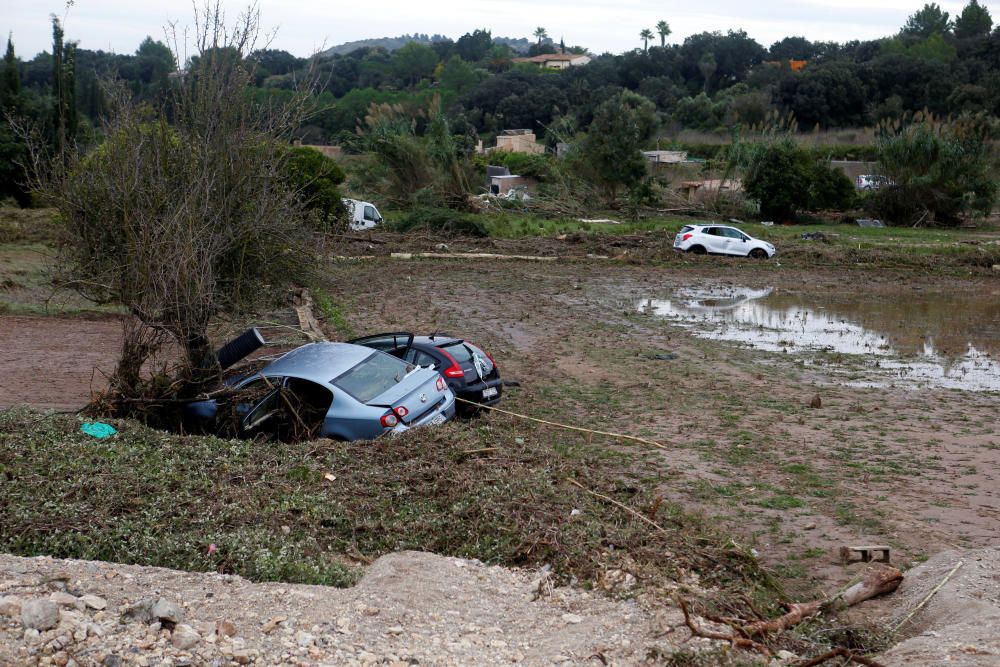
(567, 479, 681, 531)
(892, 560, 963, 634)
(679, 599, 772, 657)
(455, 397, 670, 451)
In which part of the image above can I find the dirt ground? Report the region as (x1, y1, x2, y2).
(0, 550, 691, 666)
(3, 253, 1000, 664)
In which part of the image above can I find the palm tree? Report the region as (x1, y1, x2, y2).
(656, 20, 672, 47)
(533, 27, 548, 45)
(639, 28, 654, 53)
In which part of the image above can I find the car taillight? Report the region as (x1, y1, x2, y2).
(394, 406, 409, 418)
(439, 349, 465, 378)
(380, 413, 398, 428)
(682, 233, 693, 241)
(436, 376, 446, 391)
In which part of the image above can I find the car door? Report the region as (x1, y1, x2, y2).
(701, 227, 726, 254)
(347, 333, 414, 358)
(720, 227, 746, 255)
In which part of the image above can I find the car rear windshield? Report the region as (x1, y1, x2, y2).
(332, 352, 410, 403)
(679, 225, 694, 233)
(441, 341, 474, 363)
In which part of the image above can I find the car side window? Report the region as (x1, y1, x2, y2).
(721, 228, 743, 239)
(404, 348, 438, 368)
(704, 227, 721, 236)
(363, 205, 377, 221)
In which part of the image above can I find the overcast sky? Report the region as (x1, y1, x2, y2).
(4, 0, 978, 60)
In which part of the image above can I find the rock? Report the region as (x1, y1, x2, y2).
(52, 652, 69, 667)
(803, 522, 817, 530)
(232, 651, 251, 665)
(776, 649, 798, 661)
(809, 393, 822, 409)
(50, 592, 83, 609)
(261, 616, 286, 634)
(81, 594, 107, 610)
(101, 656, 122, 667)
(216, 619, 237, 637)
(21, 598, 61, 630)
(171, 624, 201, 650)
(992, 264, 1000, 274)
(152, 598, 184, 624)
(0, 595, 22, 617)
(561, 613, 583, 624)
(23, 627, 41, 643)
(296, 630, 315, 647)
(87, 623, 106, 638)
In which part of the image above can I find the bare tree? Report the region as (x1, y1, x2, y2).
(28, 2, 320, 402)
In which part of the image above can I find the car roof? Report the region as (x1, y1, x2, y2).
(413, 335, 462, 347)
(262, 342, 376, 385)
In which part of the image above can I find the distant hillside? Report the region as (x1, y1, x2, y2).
(319, 34, 534, 57)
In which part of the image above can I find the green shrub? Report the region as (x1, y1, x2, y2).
(741, 139, 814, 221)
(809, 162, 857, 210)
(389, 206, 488, 236)
(871, 118, 997, 226)
(285, 146, 347, 230)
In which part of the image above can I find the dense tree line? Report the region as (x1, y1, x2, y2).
(5, 3, 998, 146)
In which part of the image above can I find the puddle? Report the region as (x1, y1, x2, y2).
(640, 286, 1000, 391)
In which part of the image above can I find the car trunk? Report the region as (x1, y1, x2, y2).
(366, 368, 444, 424)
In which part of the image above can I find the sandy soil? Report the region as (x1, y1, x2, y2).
(0, 315, 122, 410)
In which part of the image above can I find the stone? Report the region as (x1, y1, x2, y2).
(21, 598, 61, 630)
(296, 630, 315, 647)
(81, 595, 107, 611)
(261, 616, 286, 634)
(171, 624, 201, 650)
(232, 651, 251, 665)
(809, 394, 822, 409)
(776, 649, 798, 661)
(151, 598, 184, 624)
(23, 627, 41, 643)
(216, 619, 237, 637)
(561, 613, 583, 624)
(0, 595, 22, 617)
(50, 592, 82, 608)
(101, 656, 122, 667)
(87, 623, 106, 638)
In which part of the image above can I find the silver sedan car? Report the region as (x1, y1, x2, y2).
(186, 342, 456, 441)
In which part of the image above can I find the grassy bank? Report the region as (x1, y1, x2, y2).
(0, 409, 770, 596)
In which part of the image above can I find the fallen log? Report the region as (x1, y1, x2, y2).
(742, 564, 902, 637)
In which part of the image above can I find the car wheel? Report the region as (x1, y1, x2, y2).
(688, 245, 707, 255)
(748, 248, 768, 259)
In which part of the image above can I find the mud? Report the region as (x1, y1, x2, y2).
(2, 260, 999, 605)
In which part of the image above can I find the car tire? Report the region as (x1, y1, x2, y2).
(748, 248, 768, 259)
(688, 245, 707, 255)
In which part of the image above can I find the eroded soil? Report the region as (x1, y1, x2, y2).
(3, 257, 999, 605)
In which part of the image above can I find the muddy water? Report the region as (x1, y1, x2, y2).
(640, 286, 1000, 391)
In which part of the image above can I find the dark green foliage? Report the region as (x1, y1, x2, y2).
(479, 151, 555, 181)
(285, 146, 347, 230)
(742, 139, 814, 220)
(809, 162, 857, 210)
(576, 90, 658, 201)
(901, 3, 952, 39)
(390, 206, 488, 236)
(954, 0, 993, 39)
(871, 117, 997, 226)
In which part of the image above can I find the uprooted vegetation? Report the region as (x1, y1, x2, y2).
(0, 407, 897, 659)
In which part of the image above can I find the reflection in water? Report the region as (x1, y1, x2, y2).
(641, 287, 1000, 392)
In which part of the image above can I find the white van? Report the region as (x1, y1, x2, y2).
(342, 198, 384, 231)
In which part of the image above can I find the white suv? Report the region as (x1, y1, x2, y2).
(674, 224, 776, 258)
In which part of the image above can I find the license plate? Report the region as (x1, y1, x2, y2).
(482, 387, 498, 399)
(429, 413, 446, 425)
